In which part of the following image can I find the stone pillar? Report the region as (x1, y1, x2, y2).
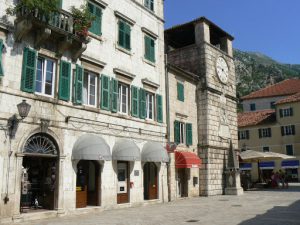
(194, 21, 210, 45)
(12, 153, 24, 222)
(168, 153, 176, 201)
(56, 155, 66, 216)
(220, 37, 233, 57)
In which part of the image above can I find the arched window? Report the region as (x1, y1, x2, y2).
(23, 133, 58, 155)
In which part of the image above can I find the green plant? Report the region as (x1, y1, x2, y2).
(71, 5, 95, 38)
(6, 0, 60, 17)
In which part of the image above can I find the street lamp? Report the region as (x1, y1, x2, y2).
(17, 100, 31, 119)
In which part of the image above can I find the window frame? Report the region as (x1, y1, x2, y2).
(282, 108, 293, 117)
(286, 144, 294, 156)
(117, 19, 131, 51)
(283, 125, 294, 136)
(35, 56, 56, 97)
(239, 130, 249, 140)
(83, 71, 98, 107)
(262, 146, 270, 152)
(179, 122, 185, 144)
(88, 1, 103, 36)
(250, 103, 256, 111)
(144, 0, 154, 11)
(146, 92, 154, 120)
(261, 128, 271, 138)
(118, 82, 129, 114)
(144, 34, 156, 63)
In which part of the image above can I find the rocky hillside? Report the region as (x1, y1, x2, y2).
(234, 49, 300, 98)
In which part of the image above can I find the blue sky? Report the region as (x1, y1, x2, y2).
(164, 0, 300, 64)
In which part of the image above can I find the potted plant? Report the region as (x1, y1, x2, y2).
(70, 5, 95, 38)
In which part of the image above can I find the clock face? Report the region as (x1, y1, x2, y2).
(216, 57, 229, 84)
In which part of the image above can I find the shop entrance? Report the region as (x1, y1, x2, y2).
(117, 162, 129, 204)
(76, 160, 100, 208)
(178, 168, 188, 197)
(20, 133, 59, 212)
(143, 162, 158, 200)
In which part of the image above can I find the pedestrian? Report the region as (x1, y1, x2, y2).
(279, 170, 285, 188)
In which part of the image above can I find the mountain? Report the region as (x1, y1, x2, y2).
(234, 49, 300, 98)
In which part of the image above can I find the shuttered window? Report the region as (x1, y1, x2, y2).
(144, 0, 154, 11)
(156, 94, 163, 123)
(281, 125, 296, 136)
(144, 35, 155, 62)
(139, 88, 146, 119)
(88, 2, 102, 36)
(0, 39, 3, 77)
(100, 74, 110, 110)
(111, 78, 118, 112)
(21, 47, 37, 93)
(58, 60, 71, 101)
(118, 20, 131, 50)
(186, 123, 193, 146)
(174, 121, 180, 144)
(57, 0, 62, 8)
(73, 64, 83, 104)
(177, 82, 184, 102)
(131, 86, 139, 117)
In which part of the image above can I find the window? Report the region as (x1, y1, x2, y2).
(262, 146, 270, 152)
(270, 101, 275, 109)
(118, 83, 129, 114)
(174, 121, 185, 144)
(146, 92, 154, 120)
(179, 122, 185, 144)
(281, 125, 296, 136)
(250, 103, 256, 111)
(177, 82, 184, 102)
(0, 39, 3, 76)
(144, 35, 155, 62)
(118, 20, 131, 50)
(238, 130, 249, 140)
(280, 108, 293, 117)
(83, 71, 97, 106)
(258, 128, 272, 138)
(88, 2, 102, 36)
(144, 0, 154, 11)
(286, 145, 294, 156)
(36, 57, 56, 96)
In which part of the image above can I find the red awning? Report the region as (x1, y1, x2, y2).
(175, 151, 201, 168)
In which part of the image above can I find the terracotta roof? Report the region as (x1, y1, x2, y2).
(241, 79, 300, 100)
(238, 110, 276, 128)
(276, 92, 300, 105)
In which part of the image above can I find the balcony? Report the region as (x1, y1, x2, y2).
(15, 6, 90, 60)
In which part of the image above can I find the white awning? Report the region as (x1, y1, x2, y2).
(141, 142, 169, 163)
(112, 139, 141, 161)
(72, 134, 111, 161)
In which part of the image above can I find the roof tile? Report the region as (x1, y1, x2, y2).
(238, 110, 276, 127)
(276, 92, 300, 105)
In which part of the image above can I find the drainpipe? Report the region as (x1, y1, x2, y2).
(165, 53, 171, 202)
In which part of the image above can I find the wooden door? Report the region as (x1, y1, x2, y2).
(144, 163, 158, 200)
(117, 162, 129, 204)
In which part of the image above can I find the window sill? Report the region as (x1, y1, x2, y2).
(142, 57, 156, 67)
(116, 45, 132, 56)
(88, 32, 103, 42)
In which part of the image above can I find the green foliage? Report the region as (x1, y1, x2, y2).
(71, 5, 95, 38)
(6, 0, 59, 17)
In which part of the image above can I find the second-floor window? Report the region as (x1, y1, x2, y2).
(250, 103, 256, 111)
(144, 0, 154, 11)
(118, 20, 131, 51)
(279, 107, 293, 117)
(281, 125, 296, 136)
(174, 121, 192, 145)
(88, 2, 103, 36)
(146, 92, 154, 120)
(286, 145, 294, 156)
(258, 128, 272, 138)
(36, 56, 56, 96)
(177, 82, 184, 102)
(83, 71, 97, 106)
(118, 83, 129, 114)
(238, 130, 249, 140)
(144, 35, 155, 62)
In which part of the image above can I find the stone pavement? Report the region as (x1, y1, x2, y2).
(6, 184, 300, 225)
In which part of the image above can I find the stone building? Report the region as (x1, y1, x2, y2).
(0, 0, 168, 223)
(165, 17, 242, 196)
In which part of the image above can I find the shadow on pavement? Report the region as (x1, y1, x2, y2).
(239, 200, 300, 225)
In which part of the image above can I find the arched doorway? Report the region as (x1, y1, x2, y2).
(20, 133, 59, 212)
(143, 162, 158, 200)
(76, 160, 100, 208)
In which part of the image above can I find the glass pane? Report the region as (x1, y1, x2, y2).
(83, 73, 88, 104)
(35, 81, 42, 93)
(89, 95, 95, 105)
(118, 169, 126, 181)
(45, 83, 52, 95)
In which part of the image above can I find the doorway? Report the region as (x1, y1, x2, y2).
(178, 168, 188, 197)
(76, 160, 100, 208)
(117, 161, 129, 204)
(144, 162, 158, 200)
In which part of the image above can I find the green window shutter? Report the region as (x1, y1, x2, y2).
(0, 39, 3, 76)
(177, 82, 184, 101)
(144, 35, 151, 60)
(101, 74, 110, 110)
(21, 47, 37, 93)
(73, 64, 83, 104)
(124, 23, 131, 50)
(139, 88, 146, 119)
(186, 123, 193, 146)
(131, 86, 139, 117)
(57, 0, 62, 8)
(111, 78, 118, 113)
(58, 60, 71, 101)
(88, 2, 102, 35)
(174, 121, 180, 144)
(88, 3, 95, 34)
(156, 94, 163, 123)
(118, 20, 125, 48)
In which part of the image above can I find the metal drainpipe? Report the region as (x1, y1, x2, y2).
(165, 53, 171, 202)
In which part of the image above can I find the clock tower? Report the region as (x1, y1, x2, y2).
(165, 17, 242, 196)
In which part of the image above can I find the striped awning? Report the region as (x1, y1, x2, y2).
(175, 151, 201, 168)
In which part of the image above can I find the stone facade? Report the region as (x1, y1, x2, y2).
(0, 0, 167, 223)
